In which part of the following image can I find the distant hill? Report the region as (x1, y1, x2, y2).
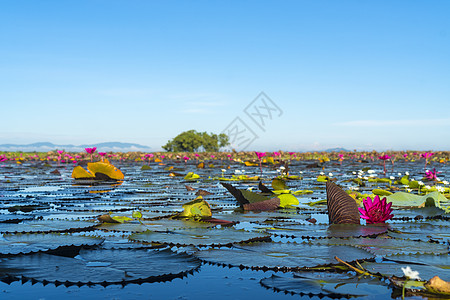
(324, 147, 350, 152)
(0, 142, 152, 152)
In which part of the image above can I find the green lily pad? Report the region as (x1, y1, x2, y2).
(194, 242, 373, 270)
(268, 224, 389, 239)
(129, 227, 270, 247)
(0, 248, 200, 285)
(0, 233, 104, 255)
(388, 223, 450, 243)
(362, 260, 450, 281)
(386, 192, 450, 212)
(313, 236, 449, 256)
(260, 273, 391, 297)
(0, 220, 98, 234)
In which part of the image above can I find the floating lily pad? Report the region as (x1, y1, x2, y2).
(194, 242, 373, 270)
(260, 273, 391, 297)
(0, 214, 34, 223)
(0, 248, 200, 285)
(362, 260, 450, 281)
(0, 220, 98, 234)
(268, 223, 389, 239)
(129, 227, 270, 246)
(388, 223, 450, 243)
(0, 233, 104, 255)
(387, 192, 450, 212)
(97, 219, 214, 232)
(313, 237, 449, 256)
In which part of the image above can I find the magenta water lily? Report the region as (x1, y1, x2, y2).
(378, 154, 391, 175)
(359, 195, 394, 224)
(425, 168, 440, 181)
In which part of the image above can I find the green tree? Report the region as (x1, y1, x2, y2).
(162, 130, 230, 152)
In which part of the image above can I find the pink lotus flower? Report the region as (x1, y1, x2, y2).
(425, 168, 440, 181)
(421, 152, 434, 168)
(421, 152, 434, 159)
(0, 155, 7, 162)
(183, 156, 190, 161)
(99, 152, 107, 156)
(85, 147, 97, 154)
(378, 154, 391, 174)
(359, 195, 394, 224)
(273, 152, 281, 157)
(57, 150, 64, 155)
(255, 152, 266, 160)
(210, 155, 215, 159)
(378, 154, 391, 160)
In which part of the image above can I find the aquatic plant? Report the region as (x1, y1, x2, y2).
(425, 168, 440, 181)
(421, 152, 434, 168)
(378, 154, 391, 175)
(359, 195, 393, 224)
(85, 147, 97, 161)
(255, 151, 266, 175)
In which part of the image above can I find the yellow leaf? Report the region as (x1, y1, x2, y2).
(197, 162, 205, 168)
(155, 158, 162, 162)
(244, 161, 258, 166)
(266, 157, 275, 164)
(184, 172, 200, 180)
(425, 276, 450, 295)
(111, 216, 133, 223)
(177, 197, 212, 218)
(72, 166, 95, 179)
(277, 194, 299, 207)
(87, 162, 124, 180)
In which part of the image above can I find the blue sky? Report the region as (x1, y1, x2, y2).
(1, 1, 449, 151)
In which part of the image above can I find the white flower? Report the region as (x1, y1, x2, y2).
(363, 176, 369, 180)
(320, 172, 325, 175)
(235, 170, 241, 174)
(436, 177, 440, 181)
(276, 169, 281, 173)
(299, 171, 303, 174)
(418, 181, 424, 186)
(279, 166, 285, 170)
(405, 171, 410, 176)
(424, 185, 431, 190)
(401, 266, 421, 280)
(369, 174, 376, 177)
(398, 173, 402, 176)
(241, 170, 245, 173)
(367, 170, 375, 174)
(390, 176, 395, 180)
(436, 186, 445, 193)
(407, 188, 412, 192)
(221, 169, 226, 173)
(328, 173, 333, 177)
(443, 180, 449, 185)
(352, 171, 357, 175)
